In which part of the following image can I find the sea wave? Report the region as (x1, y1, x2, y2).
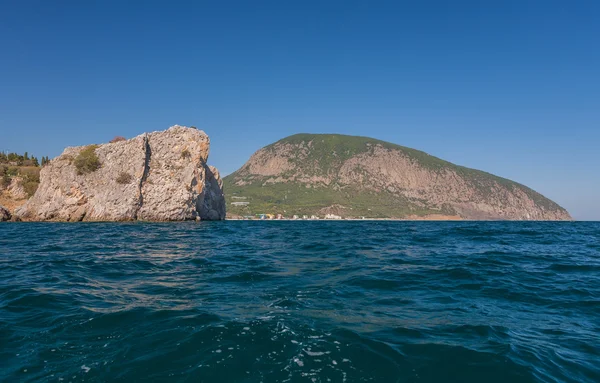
(1, 221, 599, 382)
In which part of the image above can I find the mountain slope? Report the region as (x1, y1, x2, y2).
(223, 134, 571, 220)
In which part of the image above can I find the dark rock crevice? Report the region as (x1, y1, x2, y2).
(134, 134, 152, 220)
(0, 205, 11, 221)
(200, 165, 226, 220)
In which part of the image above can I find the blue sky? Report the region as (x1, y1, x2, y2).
(1, 1, 598, 220)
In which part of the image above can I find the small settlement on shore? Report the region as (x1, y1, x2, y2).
(232, 213, 346, 221)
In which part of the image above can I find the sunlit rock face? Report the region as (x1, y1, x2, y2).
(16, 125, 226, 221)
(225, 133, 571, 220)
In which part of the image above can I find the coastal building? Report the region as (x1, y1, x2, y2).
(324, 214, 342, 220)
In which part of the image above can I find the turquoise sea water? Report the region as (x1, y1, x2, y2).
(1, 221, 599, 382)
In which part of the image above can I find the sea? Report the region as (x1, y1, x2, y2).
(0, 221, 599, 382)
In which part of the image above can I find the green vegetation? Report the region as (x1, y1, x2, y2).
(0, 151, 45, 198)
(74, 145, 101, 175)
(268, 133, 452, 172)
(274, 134, 562, 210)
(1, 168, 11, 189)
(0, 151, 42, 167)
(22, 180, 39, 197)
(1, 151, 51, 168)
(0, 165, 41, 197)
(224, 133, 566, 218)
(224, 180, 445, 218)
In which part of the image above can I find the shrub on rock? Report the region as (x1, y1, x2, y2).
(74, 145, 101, 175)
(116, 172, 133, 185)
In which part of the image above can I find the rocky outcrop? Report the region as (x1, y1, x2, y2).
(7, 177, 28, 200)
(224, 133, 572, 220)
(0, 205, 10, 221)
(15, 125, 226, 221)
(200, 165, 226, 220)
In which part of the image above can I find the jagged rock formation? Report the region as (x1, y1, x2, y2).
(201, 165, 227, 220)
(16, 126, 225, 221)
(224, 133, 571, 220)
(0, 205, 10, 221)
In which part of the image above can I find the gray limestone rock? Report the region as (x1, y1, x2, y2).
(7, 177, 28, 200)
(15, 125, 225, 221)
(200, 165, 226, 220)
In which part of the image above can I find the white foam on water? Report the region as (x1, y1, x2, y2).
(81, 365, 90, 373)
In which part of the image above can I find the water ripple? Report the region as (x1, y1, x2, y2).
(0, 221, 599, 382)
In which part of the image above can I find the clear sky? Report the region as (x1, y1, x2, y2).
(1, 1, 598, 220)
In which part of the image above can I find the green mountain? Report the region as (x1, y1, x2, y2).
(223, 134, 571, 220)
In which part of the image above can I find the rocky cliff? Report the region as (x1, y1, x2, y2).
(224, 133, 571, 220)
(0, 205, 10, 221)
(16, 126, 225, 221)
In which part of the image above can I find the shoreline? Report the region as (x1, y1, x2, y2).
(1, 218, 579, 223)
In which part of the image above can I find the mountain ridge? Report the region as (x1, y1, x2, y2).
(223, 133, 570, 220)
